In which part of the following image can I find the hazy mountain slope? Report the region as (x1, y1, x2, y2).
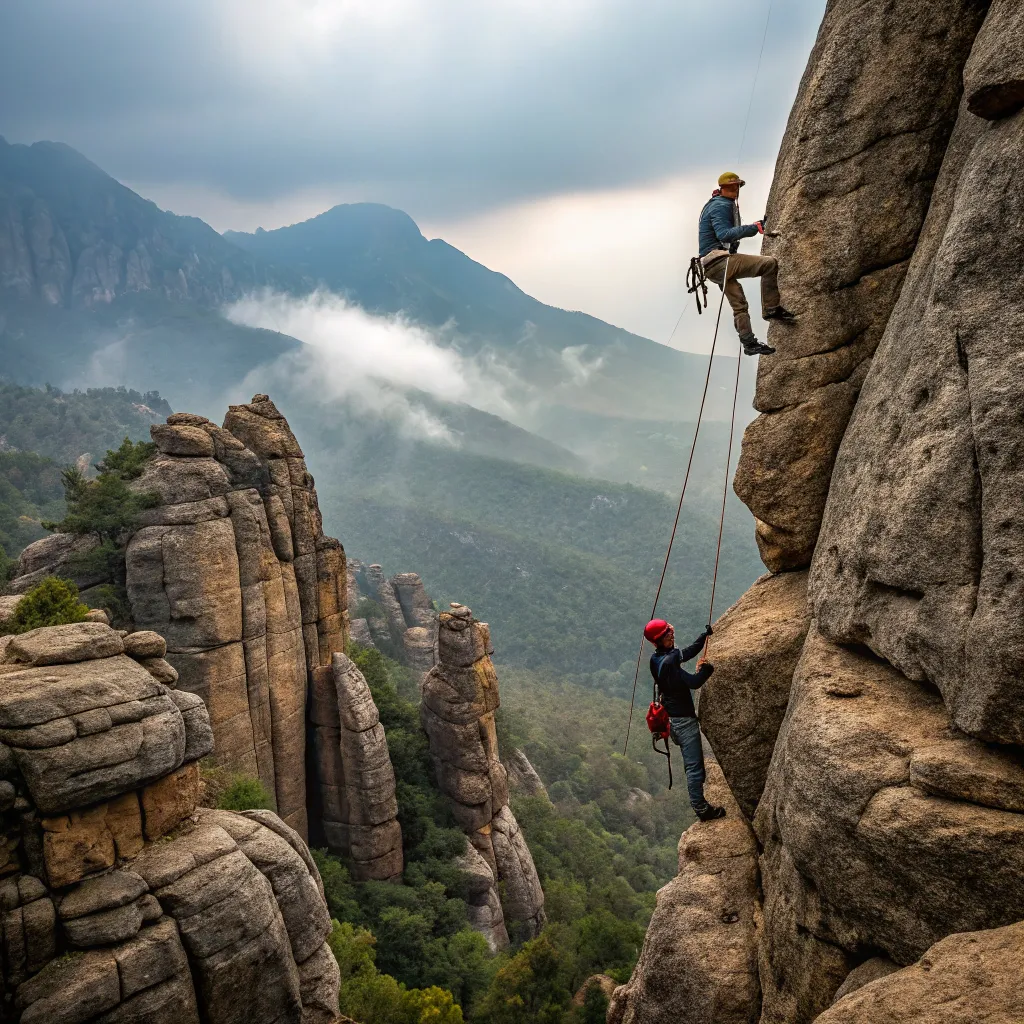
(0, 136, 292, 308)
(227, 203, 735, 422)
(1, 140, 731, 424)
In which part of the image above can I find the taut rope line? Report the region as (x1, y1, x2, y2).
(623, 255, 731, 756)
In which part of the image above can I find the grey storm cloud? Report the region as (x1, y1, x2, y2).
(0, 0, 825, 218)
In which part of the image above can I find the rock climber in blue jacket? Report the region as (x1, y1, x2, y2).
(645, 618, 726, 822)
(697, 171, 796, 357)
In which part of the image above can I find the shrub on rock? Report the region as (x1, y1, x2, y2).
(3, 576, 88, 634)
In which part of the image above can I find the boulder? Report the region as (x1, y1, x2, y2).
(817, 922, 1024, 1023)
(150, 423, 216, 458)
(4, 622, 125, 667)
(58, 870, 148, 920)
(698, 571, 809, 818)
(123, 631, 167, 660)
(9, 533, 103, 594)
(753, 626, 1024, 1019)
(0, 656, 190, 814)
(732, 0, 990, 571)
(609, 761, 760, 1024)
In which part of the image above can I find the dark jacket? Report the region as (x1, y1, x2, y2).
(649, 631, 713, 718)
(698, 192, 759, 258)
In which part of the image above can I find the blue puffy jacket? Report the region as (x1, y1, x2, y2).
(698, 193, 759, 258)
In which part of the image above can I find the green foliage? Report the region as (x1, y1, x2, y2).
(45, 439, 159, 543)
(311, 433, 761, 681)
(474, 934, 569, 1024)
(215, 774, 275, 812)
(579, 983, 610, 1024)
(0, 382, 171, 466)
(3, 577, 88, 634)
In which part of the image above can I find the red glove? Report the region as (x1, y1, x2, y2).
(755, 220, 765, 234)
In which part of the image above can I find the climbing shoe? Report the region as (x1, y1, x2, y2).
(742, 340, 776, 357)
(696, 804, 726, 822)
(763, 305, 797, 321)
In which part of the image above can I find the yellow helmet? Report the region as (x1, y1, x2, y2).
(718, 171, 746, 187)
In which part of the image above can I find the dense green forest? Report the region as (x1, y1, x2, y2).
(309, 426, 760, 679)
(0, 382, 171, 464)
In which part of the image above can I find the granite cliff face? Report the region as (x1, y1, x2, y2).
(0, 620, 338, 1024)
(614, 2, 1024, 1021)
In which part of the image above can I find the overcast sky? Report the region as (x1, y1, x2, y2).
(1, 0, 826, 351)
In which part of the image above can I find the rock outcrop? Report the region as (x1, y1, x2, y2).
(122, 396, 346, 837)
(609, 759, 760, 1024)
(310, 653, 403, 882)
(622, 2, 1024, 1022)
(348, 561, 438, 675)
(816, 921, 1024, 1023)
(420, 604, 544, 944)
(0, 620, 338, 1024)
(7, 396, 400, 877)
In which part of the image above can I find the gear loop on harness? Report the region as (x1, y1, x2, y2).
(686, 256, 710, 315)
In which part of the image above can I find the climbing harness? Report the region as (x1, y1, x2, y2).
(686, 257, 710, 314)
(646, 698, 673, 789)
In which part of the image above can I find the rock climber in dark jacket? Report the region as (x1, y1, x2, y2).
(697, 171, 797, 357)
(645, 618, 725, 821)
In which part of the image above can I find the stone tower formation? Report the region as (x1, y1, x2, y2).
(420, 604, 546, 949)
(612, 2, 1024, 1022)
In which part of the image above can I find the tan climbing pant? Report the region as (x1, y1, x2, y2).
(703, 252, 781, 341)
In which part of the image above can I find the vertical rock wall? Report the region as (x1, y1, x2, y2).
(733, 0, 990, 572)
(420, 604, 545, 944)
(623, 2, 1024, 1022)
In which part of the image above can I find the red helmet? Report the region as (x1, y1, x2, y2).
(644, 619, 671, 643)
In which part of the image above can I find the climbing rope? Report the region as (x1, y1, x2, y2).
(623, 255, 732, 756)
(704, 337, 744, 664)
(622, 0, 775, 756)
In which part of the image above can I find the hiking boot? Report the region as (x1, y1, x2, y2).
(742, 340, 776, 357)
(764, 305, 797, 322)
(696, 804, 726, 822)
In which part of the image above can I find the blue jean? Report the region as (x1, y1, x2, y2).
(669, 716, 708, 813)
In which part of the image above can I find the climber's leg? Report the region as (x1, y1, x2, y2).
(669, 715, 708, 813)
(705, 254, 776, 354)
(705, 257, 752, 339)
